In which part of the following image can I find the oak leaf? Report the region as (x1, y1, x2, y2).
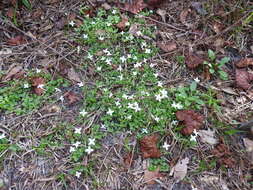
(140, 134, 161, 158)
(235, 58, 253, 68)
(31, 77, 45, 96)
(185, 53, 205, 69)
(2, 66, 23, 81)
(235, 69, 253, 90)
(116, 17, 129, 31)
(157, 41, 177, 52)
(169, 157, 189, 182)
(176, 110, 204, 135)
(64, 91, 80, 105)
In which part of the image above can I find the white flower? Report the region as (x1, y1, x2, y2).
(106, 22, 112, 27)
(80, 109, 88, 117)
(75, 171, 81, 178)
(190, 129, 199, 142)
(24, 83, 29, 88)
(160, 89, 168, 98)
(145, 49, 151, 54)
(136, 31, 142, 36)
(117, 65, 123, 72)
(134, 62, 142, 68)
(97, 66, 102, 71)
(74, 128, 82, 134)
(55, 88, 61, 92)
(85, 146, 94, 154)
(103, 49, 111, 56)
(127, 54, 132, 59)
(77, 82, 84, 87)
(154, 73, 159, 78)
(171, 102, 183, 109)
(115, 101, 121, 106)
(120, 31, 125, 35)
(171, 120, 178, 125)
(194, 77, 200, 83)
(126, 115, 132, 120)
(141, 41, 147, 48)
(128, 102, 141, 112)
(73, 141, 81, 148)
(98, 36, 104, 41)
(120, 56, 127, 63)
(87, 53, 93, 60)
(155, 94, 163, 102)
(37, 84, 44, 89)
(112, 10, 117, 14)
(109, 93, 113, 98)
(162, 141, 171, 150)
(88, 138, 95, 146)
(157, 81, 163, 87)
(107, 108, 114, 116)
(36, 68, 41, 73)
(133, 56, 138, 60)
(133, 71, 137, 76)
(105, 58, 112, 65)
(83, 34, 88, 39)
(0, 133, 6, 139)
(141, 128, 148, 133)
(101, 124, 107, 130)
(125, 22, 130, 26)
(91, 21, 95, 24)
(69, 20, 75, 27)
(154, 116, 160, 122)
(143, 58, 147, 63)
(122, 94, 128, 99)
(59, 96, 64, 102)
(119, 75, 123, 80)
(150, 63, 156, 68)
(70, 146, 76, 152)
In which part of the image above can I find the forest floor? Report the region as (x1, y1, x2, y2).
(0, 0, 253, 189)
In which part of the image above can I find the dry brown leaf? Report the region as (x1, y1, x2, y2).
(2, 66, 23, 81)
(212, 21, 224, 33)
(235, 69, 253, 90)
(170, 157, 189, 182)
(144, 168, 163, 184)
(64, 91, 80, 105)
(67, 68, 81, 83)
(123, 0, 147, 14)
(101, 3, 111, 10)
(7, 36, 26, 46)
(140, 134, 161, 158)
(176, 110, 204, 135)
(6, 7, 15, 18)
(31, 77, 45, 96)
(157, 41, 177, 52)
(180, 9, 189, 23)
(185, 53, 205, 69)
(198, 129, 218, 145)
(235, 58, 253, 68)
(116, 17, 129, 31)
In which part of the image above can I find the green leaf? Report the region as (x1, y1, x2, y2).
(224, 129, 241, 135)
(218, 70, 228, 80)
(209, 68, 215, 74)
(208, 49, 216, 61)
(22, 0, 32, 9)
(190, 81, 197, 92)
(219, 57, 230, 66)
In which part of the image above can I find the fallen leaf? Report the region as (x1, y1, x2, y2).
(185, 53, 205, 69)
(212, 21, 224, 33)
(101, 3, 111, 10)
(243, 138, 253, 152)
(7, 36, 26, 46)
(140, 134, 161, 158)
(144, 168, 163, 184)
(156, 9, 166, 22)
(122, 0, 147, 14)
(235, 69, 253, 90)
(67, 68, 82, 83)
(6, 7, 15, 18)
(235, 58, 253, 68)
(198, 129, 218, 145)
(211, 143, 236, 168)
(116, 17, 129, 31)
(31, 77, 45, 95)
(129, 23, 139, 36)
(157, 41, 177, 52)
(170, 157, 189, 182)
(64, 91, 80, 104)
(176, 110, 204, 135)
(2, 66, 23, 81)
(180, 9, 189, 24)
(123, 152, 134, 168)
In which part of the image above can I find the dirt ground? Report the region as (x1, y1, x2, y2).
(0, 0, 253, 189)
